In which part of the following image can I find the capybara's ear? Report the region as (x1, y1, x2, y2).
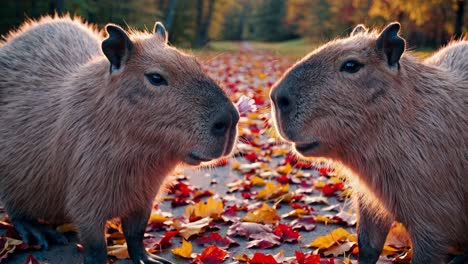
(101, 24, 134, 73)
(153, 21, 168, 44)
(350, 24, 367, 36)
(376, 22, 405, 67)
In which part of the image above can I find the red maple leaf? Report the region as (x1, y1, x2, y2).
(292, 251, 321, 264)
(250, 252, 280, 264)
(274, 224, 300, 243)
(193, 245, 227, 264)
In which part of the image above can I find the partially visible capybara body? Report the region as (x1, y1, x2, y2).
(271, 23, 467, 263)
(0, 16, 238, 264)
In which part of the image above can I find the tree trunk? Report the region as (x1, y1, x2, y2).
(454, 0, 465, 39)
(164, 0, 178, 33)
(195, 0, 216, 48)
(194, 0, 204, 47)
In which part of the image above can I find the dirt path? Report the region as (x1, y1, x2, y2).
(1, 44, 363, 264)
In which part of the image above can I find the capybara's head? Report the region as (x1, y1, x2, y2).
(270, 22, 406, 158)
(100, 22, 239, 165)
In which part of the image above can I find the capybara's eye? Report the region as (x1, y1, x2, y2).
(145, 73, 168, 86)
(340, 60, 364, 74)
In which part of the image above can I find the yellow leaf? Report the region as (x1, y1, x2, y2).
(256, 182, 289, 200)
(56, 223, 78, 233)
(184, 197, 224, 220)
(235, 254, 250, 262)
(258, 73, 266, 79)
(281, 208, 308, 219)
(242, 203, 280, 224)
(340, 188, 353, 198)
(329, 176, 342, 184)
(248, 112, 259, 119)
(276, 163, 292, 174)
(107, 244, 130, 259)
(250, 176, 266, 186)
(314, 180, 326, 188)
(271, 147, 289, 157)
(232, 161, 241, 170)
(381, 245, 401, 255)
(148, 213, 170, 224)
(307, 228, 356, 249)
(172, 240, 193, 259)
(315, 215, 338, 225)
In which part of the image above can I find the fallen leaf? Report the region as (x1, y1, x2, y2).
(323, 241, 356, 257)
(194, 232, 239, 249)
(22, 254, 45, 264)
(256, 181, 289, 200)
(250, 252, 280, 264)
(107, 244, 129, 259)
(292, 251, 321, 264)
(307, 228, 356, 249)
(242, 203, 280, 224)
(193, 245, 227, 264)
(290, 216, 317, 231)
(173, 217, 211, 240)
(184, 198, 224, 220)
(274, 224, 300, 243)
(171, 239, 192, 259)
(227, 222, 273, 238)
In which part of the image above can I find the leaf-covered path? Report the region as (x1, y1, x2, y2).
(0, 44, 411, 264)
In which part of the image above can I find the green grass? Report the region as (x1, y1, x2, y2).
(250, 39, 318, 59)
(196, 39, 436, 60)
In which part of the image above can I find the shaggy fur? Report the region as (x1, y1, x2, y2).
(0, 15, 238, 264)
(271, 23, 467, 264)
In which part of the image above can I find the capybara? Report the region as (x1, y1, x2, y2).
(0, 16, 239, 264)
(270, 22, 467, 263)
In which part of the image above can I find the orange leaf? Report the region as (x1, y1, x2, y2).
(242, 203, 280, 224)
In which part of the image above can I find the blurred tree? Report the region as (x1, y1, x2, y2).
(194, 0, 217, 47)
(454, 0, 465, 39)
(163, 0, 179, 33)
(0, 0, 466, 48)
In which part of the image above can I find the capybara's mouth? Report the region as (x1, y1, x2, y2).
(294, 141, 320, 156)
(185, 152, 214, 166)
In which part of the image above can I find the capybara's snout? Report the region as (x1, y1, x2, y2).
(270, 80, 299, 142)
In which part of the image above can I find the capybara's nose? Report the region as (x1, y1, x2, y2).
(272, 87, 294, 114)
(211, 110, 232, 137)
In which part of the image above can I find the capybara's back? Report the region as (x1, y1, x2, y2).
(0, 15, 238, 264)
(0, 17, 101, 222)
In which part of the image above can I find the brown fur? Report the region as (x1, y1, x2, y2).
(0, 15, 238, 263)
(271, 23, 467, 263)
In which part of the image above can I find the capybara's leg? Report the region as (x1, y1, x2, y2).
(357, 199, 392, 264)
(79, 219, 107, 264)
(410, 230, 446, 264)
(10, 217, 68, 250)
(448, 252, 468, 264)
(122, 206, 174, 264)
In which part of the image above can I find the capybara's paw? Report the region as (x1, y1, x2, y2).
(11, 218, 68, 250)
